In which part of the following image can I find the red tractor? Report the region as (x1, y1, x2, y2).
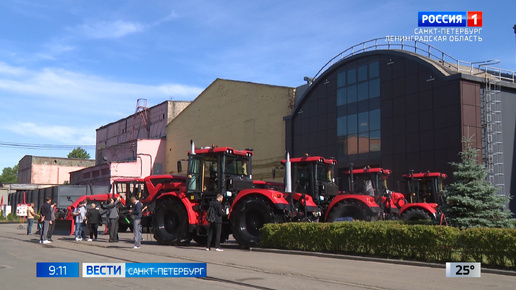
(321, 164, 446, 222)
(282, 156, 339, 218)
(281, 157, 393, 221)
(118, 142, 321, 248)
(399, 171, 447, 221)
(279, 157, 448, 223)
(57, 193, 126, 235)
(324, 166, 407, 221)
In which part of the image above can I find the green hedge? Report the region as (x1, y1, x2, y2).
(259, 221, 516, 268)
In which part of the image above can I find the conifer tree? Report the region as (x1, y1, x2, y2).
(443, 137, 513, 228)
(67, 147, 91, 159)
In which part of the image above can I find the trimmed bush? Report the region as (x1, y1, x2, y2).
(260, 221, 516, 268)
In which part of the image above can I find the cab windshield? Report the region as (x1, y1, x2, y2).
(115, 181, 144, 200)
(225, 156, 249, 176)
(316, 164, 334, 182)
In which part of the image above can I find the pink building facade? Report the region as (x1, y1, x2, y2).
(70, 100, 189, 185)
(17, 155, 95, 184)
(70, 139, 166, 185)
(95, 100, 190, 165)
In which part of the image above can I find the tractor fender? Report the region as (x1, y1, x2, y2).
(399, 203, 438, 218)
(228, 189, 289, 219)
(390, 191, 407, 208)
(325, 194, 380, 221)
(156, 192, 198, 225)
(292, 192, 318, 208)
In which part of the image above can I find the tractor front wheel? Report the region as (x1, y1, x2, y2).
(231, 196, 276, 248)
(327, 200, 373, 222)
(152, 199, 191, 245)
(402, 208, 432, 221)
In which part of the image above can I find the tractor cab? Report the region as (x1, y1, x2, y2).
(284, 156, 339, 209)
(342, 167, 390, 197)
(183, 145, 254, 209)
(402, 172, 447, 205)
(113, 178, 146, 201)
(342, 166, 406, 215)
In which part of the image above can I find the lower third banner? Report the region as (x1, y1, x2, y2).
(82, 263, 207, 278)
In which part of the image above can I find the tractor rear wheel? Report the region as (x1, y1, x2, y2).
(327, 200, 373, 222)
(402, 208, 432, 221)
(231, 196, 276, 248)
(152, 199, 191, 245)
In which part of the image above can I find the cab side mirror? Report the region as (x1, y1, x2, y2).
(177, 161, 182, 173)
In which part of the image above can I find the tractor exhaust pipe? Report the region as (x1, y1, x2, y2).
(190, 140, 196, 155)
(285, 152, 292, 194)
(285, 152, 294, 219)
(349, 163, 354, 192)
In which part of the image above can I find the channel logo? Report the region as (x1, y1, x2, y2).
(81, 262, 206, 278)
(83, 263, 125, 278)
(418, 11, 482, 27)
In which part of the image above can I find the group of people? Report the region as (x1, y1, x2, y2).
(28, 194, 226, 252)
(26, 198, 57, 244)
(27, 195, 144, 249)
(72, 195, 141, 246)
(72, 199, 102, 241)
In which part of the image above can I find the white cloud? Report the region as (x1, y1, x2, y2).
(78, 20, 145, 39)
(35, 43, 75, 61)
(1, 122, 96, 145)
(0, 62, 29, 77)
(151, 11, 178, 27)
(0, 62, 203, 102)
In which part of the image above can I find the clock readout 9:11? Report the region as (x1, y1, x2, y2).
(37, 262, 79, 278)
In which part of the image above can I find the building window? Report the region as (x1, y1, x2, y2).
(347, 68, 356, 84)
(358, 64, 368, 82)
(337, 71, 346, 87)
(337, 60, 380, 158)
(347, 85, 357, 104)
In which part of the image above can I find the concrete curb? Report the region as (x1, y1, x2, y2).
(250, 247, 516, 277)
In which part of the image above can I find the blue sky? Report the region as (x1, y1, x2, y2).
(0, 0, 515, 172)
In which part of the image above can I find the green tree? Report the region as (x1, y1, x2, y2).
(0, 165, 18, 184)
(67, 147, 91, 159)
(443, 137, 513, 228)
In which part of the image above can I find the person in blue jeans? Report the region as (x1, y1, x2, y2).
(27, 203, 38, 235)
(39, 197, 53, 244)
(73, 201, 86, 241)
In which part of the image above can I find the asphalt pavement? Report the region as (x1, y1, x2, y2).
(0, 222, 514, 290)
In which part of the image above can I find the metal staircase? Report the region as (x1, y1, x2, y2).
(480, 72, 505, 197)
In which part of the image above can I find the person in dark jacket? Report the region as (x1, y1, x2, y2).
(86, 203, 101, 241)
(46, 203, 57, 241)
(206, 194, 224, 251)
(129, 196, 143, 249)
(102, 196, 120, 242)
(39, 196, 53, 244)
